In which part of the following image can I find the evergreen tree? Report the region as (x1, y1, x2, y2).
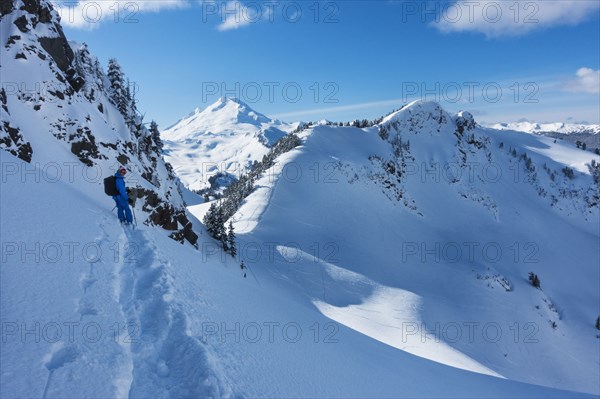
(124, 78, 133, 117)
(204, 202, 227, 241)
(209, 203, 227, 251)
(595, 316, 600, 330)
(203, 203, 220, 238)
(107, 59, 128, 117)
(227, 221, 236, 258)
(74, 43, 93, 80)
(220, 230, 229, 252)
(126, 78, 138, 120)
(94, 59, 105, 90)
(562, 167, 575, 179)
(528, 272, 541, 289)
(149, 121, 163, 152)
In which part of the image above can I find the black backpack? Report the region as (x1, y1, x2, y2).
(104, 176, 119, 196)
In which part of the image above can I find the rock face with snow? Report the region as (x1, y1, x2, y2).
(363, 101, 600, 217)
(0, 0, 198, 244)
(162, 97, 293, 193)
(454, 110, 477, 133)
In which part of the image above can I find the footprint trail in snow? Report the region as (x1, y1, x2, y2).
(117, 227, 232, 398)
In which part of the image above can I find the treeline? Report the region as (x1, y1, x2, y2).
(291, 105, 408, 134)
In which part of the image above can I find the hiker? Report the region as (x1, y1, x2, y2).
(113, 166, 133, 225)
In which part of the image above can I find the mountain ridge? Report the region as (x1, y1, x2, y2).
(490, 121, 600, 135)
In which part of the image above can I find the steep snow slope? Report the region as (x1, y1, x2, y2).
(222, 101, 600, 395)
(0, 0, 197, 244)
(162, 97, 294, 192)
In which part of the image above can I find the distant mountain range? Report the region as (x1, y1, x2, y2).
(488, 122, 600, 152)
(489, 121, 600, 135)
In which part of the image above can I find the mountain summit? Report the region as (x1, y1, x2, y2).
(162, 97, 294, 192)
(162, 97, 282, 142)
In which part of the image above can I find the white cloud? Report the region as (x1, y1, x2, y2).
(55, 0, 190, 30)
(216, 1, 259, 31)
(433, 0, 600, 38)
(562, 68, 600, 94)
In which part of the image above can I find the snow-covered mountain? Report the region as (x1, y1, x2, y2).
(2, 1, 599, 398)
(490, 121, 600, 153)
(197, 100, 600, 395)
(490, 121, 600, 135)
(162, 97, 295, 193)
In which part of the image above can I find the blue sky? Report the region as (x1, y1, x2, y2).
(60, 1, 600, 128)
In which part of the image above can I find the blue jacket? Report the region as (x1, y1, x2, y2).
(113, 171, 128, 201)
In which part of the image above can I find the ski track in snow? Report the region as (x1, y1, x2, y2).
(116, 225, 232, 399)
(39, 211, 232, 398)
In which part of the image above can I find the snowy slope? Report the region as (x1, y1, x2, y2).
(2, 1, 599, 397)
(221, 101, 600, 395)
(2, 148, 594, 399)
(162, 97, 294, 192)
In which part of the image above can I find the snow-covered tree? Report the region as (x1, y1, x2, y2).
(203, 203, 220, 238)
(107, 59, 128, 117)
(74, 43, 93, 79)
(204, 202, 228, 248)
(149, 121, 164, 152)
